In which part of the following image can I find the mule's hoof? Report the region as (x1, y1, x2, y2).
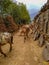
(4, 54, 7, 57)
(9, 49, 12, 52)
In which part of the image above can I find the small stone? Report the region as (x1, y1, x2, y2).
(34, 56, 38, 62)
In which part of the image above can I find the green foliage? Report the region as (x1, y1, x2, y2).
(0, 0, 12, 14)
(0, 0, 30, 24)
(18, 3, 30, 24)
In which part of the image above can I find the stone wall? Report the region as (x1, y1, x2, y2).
(33, 4, 49, 47)
(32, 0, 49, 61)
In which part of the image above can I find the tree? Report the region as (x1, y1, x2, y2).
(18, 3, 30, 24)
(0, 0, 30, 24)
(0, 0, 12, 14)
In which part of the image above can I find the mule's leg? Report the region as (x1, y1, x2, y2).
(9, 43, 12, 52)
(26, 34, 29, 38)
(11, 36, 13, 44)
(19, 31, 23, 36)
(24, 33, 26, 43)
(9, 36, 13, 52)
(24, 36, 26, 43)
(26, 32, 29, 39)
(0, 44, 7, 57)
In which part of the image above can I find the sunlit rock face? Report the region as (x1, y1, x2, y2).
(33, 0, 49, 34)
(33, 0, 49, 47)
(32, 0, 49, 61)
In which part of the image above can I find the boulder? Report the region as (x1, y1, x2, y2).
(42, 45, 49, 61)
(38, 34, 44, 47)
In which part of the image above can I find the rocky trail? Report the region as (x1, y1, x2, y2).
(0, 32, 49, 65)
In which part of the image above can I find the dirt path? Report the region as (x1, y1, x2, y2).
(0, 32, 48, 65)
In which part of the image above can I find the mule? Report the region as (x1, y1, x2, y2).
(0, 32, 13, 57)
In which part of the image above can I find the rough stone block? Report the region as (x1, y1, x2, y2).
(42, 46, 49, 61)
(33, 31, 40, 40)
(38, 34, 44, 47)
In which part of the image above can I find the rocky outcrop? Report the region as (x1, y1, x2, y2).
(33, 0, 49, 61)
(33, 0, 49, 46)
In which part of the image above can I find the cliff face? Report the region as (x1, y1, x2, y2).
(33, 2, 49, 34)
(0, 15, 18, 33)
(33, 0, 49, 47)
(32, 0, 49, 61)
